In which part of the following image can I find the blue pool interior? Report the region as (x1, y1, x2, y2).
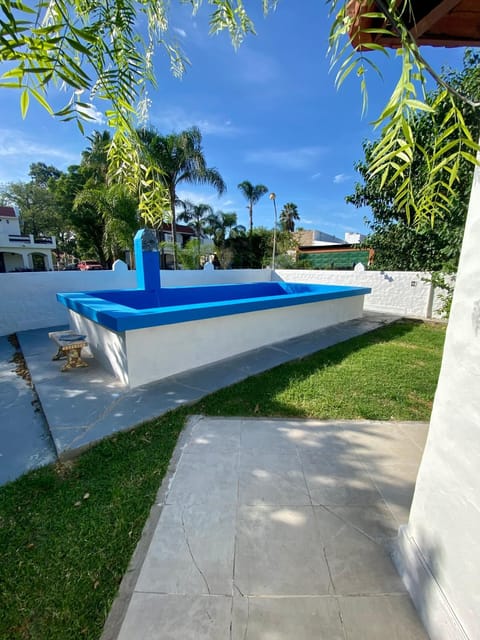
(57, 281, 371, 332)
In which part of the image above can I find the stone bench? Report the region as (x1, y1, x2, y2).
(49, 330, 89, 372)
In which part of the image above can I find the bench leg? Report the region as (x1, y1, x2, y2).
(61, 348, 88, 372)
(52, 347, 67, 361)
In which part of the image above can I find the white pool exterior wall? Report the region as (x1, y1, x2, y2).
(69, 294, 365, 388)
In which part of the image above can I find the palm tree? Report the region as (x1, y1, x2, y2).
(138, 127, 226, 269)
(237, 181, 268, 236)
(178, 201, 213, 267)
(206, 210, 245, 248)
(280, 202, 300, 232)
(73, 184, 138, 266)
(81, 130, 111, 185)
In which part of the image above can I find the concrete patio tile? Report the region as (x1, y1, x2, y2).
(396, 422, 430, 449)
(234, 505, 333, 596)
(322, 504, 399, 541)
(240, 419, 298, 454)
(165, 450, 238, 507)
(0, 337, 56, 484)
(49, 425, 91, 455)
(184, 417, 241, 454)
(232, 344, 300, 376)
(135, 502, 236, 596)
(302, 458, 383, 506)
(238, 450, 311, 506)
(339, 594, 429, 639)
(275, 329, 346, 358)
(339, 422, 425, 465)
(29, 377, 120, 431)
(116, 593, 232, 640)
(313, 506, 405, 595)
(365, 463, 422, 526)
(289, 422, 354, 454)
(171, 359, 249, 392)
(231, 595, 345, 640)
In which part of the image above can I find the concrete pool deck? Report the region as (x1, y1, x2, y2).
(102, 415, 430, 640)
(14, 311, 399, 462)
(1, 311, 431, 638)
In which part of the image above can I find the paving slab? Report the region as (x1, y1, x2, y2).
(16, 311, 399, 459)
(0, 336, 55, 485)
(104, 416, 430, 640)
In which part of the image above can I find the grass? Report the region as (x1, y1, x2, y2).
(0, 319, 446, 639)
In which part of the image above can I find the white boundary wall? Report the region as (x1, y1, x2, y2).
(0, 267, 450, 336)
(275, 269, 450, 320)
(0, 268, 270, 336)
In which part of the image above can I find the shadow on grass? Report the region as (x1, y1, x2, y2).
(0, 318, 443, 640)
(196, 319, 440, 421)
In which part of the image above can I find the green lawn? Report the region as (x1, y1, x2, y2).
(0, 319, 446, 639)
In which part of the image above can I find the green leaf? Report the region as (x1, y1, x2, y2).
(29, 87, 53, 114)
(20, 88, 29, 118)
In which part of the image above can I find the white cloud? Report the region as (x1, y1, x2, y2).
(150, 107, 242, 136)
(0, 129, 79, 162)
(333, 173, 351, 184)
(173, 27, 187, 38)
(311, 172, 322, 180)
(176, 189, 233, 210)
(78, 104, 105, 124)
(246, 146, 326, 171)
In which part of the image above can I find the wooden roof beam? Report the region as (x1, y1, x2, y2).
(410, 0, 463, 40)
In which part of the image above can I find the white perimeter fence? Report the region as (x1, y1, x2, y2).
(0, 265, 451, 336)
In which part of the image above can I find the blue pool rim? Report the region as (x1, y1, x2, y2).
(57, 281, 371, 333)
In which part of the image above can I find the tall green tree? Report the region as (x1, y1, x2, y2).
(1, 1, 478, 223)
(73, 184, 138, 265)
(81, 131, 112, 185)
(348, 51, 480, 272)
(237, 181, 268, 236)
(138, 127, 226, 269)
(279, 202, 300, 232)
(206, 210, 246, 268)
(178, 202, 213, 268)
(2, 163, 62, 238)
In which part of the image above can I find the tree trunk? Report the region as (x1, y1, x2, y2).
(169, 186, 177, 270)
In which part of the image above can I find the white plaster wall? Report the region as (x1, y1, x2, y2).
(0, 266, 450, 336)
(0, 268, 271, 336)
(102, 295, 364, 388)
(274, 269, 438, 318)
(0, 270, 138, 336)
(159, 268, 270, 287)
(394, 161, 480, 639)
(69, 310, 128, 384)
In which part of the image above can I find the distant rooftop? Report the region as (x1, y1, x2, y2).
(0, 206, 17, 219)
(297, 230, 346, 247)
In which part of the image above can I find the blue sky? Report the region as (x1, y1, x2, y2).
(0, 1, 466, 239)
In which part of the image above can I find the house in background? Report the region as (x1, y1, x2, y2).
(158, 222, 209, 269)
(296, 229, 346, 247)
(344, 231, 366, 244)
(296, 229, 372, 269)
(0, 206, 56, 272)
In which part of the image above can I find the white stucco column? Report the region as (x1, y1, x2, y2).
(45, 251, 54, 271)
(22, 251, 30, 269)
(394, 148, 480, 639)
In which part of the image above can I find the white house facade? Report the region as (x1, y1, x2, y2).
(0, 206, 56, 272)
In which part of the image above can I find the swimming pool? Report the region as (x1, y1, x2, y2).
(56, 228, 370, 388)
(58, 280, 370, 388)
